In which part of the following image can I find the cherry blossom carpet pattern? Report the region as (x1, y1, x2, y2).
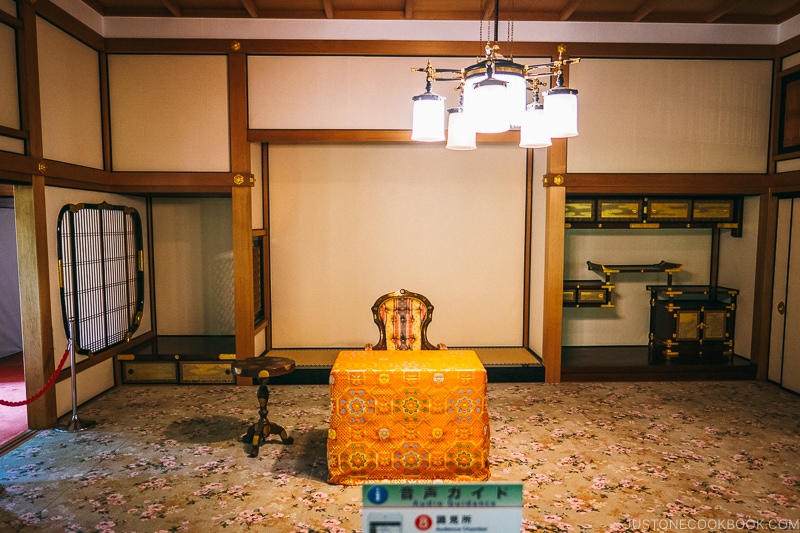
(0, 380, 798, 532)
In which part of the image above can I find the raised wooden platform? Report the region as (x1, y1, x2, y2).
(116, 338, 758, 384)
(562, 345, 757, 382)
(116, 338, 545, 384)
(268, 347, 545, 384)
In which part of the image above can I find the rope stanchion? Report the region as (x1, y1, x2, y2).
(0, 344, 71, 408)
(55, 319, 96, 432)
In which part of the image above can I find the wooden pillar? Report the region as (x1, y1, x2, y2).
(232, 185, 255, 373)
(542, 136, 568, 383)
(751, 191, 779, 380)
(13, 0, 55, 427)
(14, 177, 57, 429)
(228, 45, 255, 377)
(521, 149, 534, 347)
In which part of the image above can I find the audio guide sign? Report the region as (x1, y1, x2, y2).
(362, 483, 523, 533)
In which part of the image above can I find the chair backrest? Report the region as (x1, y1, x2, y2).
(369, 289, 439, 350)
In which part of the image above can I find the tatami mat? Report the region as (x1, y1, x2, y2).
(266, 347, 542, 368)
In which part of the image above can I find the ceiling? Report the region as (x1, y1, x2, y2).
(77, 0, 800, 26)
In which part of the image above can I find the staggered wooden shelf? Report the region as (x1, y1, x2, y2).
(564, 261, 682, 308)
(565, 196, 742, 235)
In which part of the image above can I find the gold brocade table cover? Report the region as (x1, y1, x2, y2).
(327, 350, 490, 485)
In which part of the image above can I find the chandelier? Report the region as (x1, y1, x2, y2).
(410, 1, 580, 150)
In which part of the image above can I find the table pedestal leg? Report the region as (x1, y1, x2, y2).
(241, 377, 293, 457)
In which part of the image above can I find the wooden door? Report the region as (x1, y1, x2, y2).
(769, 198, 800, 392)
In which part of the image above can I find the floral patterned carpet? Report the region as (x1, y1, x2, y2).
(0, 380, 799, 532)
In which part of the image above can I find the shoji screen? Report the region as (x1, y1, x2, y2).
(268, 143, 527, 348)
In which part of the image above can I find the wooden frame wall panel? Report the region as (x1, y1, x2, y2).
(19, 0, 41, 159)
(33, 0, 104, 51)
(99, 50, 111, 170)
(146, 197, 158, 336)
(778, 68, 800, 154)
(110, 172, 235, 194)
(37, 16, 104, 169)
(232, 185, 254, 374)
(522, 148, 534, 347)
(229, 48, 255, 374)
(769, 171, 800, 193)
(542, 137, 568, 383)
(106, 39, 777, 60)
(247, 129, 519, 143)
(557, 173, 771, 195)
(261, 143, 272, 349)
(778, 34, 800, 60)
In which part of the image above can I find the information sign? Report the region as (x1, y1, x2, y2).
(362, 483, 523, 533)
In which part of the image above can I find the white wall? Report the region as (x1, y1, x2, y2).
(268, 143, 527, 348)
(248, 55, 549, 131)
(0, 16, 23, 154)
(108, 54, 230, 172)
(0, 203, 22, 358)
(37, 17, 103, 169)
(151, 197, 234, 336)
(563, 229, 712, 346)
(568, 59, 771, 174)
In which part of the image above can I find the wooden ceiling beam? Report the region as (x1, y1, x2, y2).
(632, 0, 664, 22)
(161, 0, 181, 17)
(704, 0, 747, 23)
(322, 0, 334, 19)
(239, 0, 258, 18)
(482, 1, 495, 22)
(559, 0, 581, 21)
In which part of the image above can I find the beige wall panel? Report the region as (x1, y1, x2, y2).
(255, 329, 265, 357)
(251, 142, 264, 230)
(108, 55, 229, 171)
(0, 136, 24, 154)
(248, 56, 425, 130)
(0, 0, 15, 17)
(45, 188, 151, 358)
(0, 23, 19, 130)
(562, 229, 711, 346)
(269, 143, 526, 348)
(783, 51, 800, 71)
(567, 59, 771, 173)
(776, 158, 800, 173)
(55, 359, 113, 416)
(152, 198, 233, 335)
(248, 55, 546, 130)
(37, 17, 103, 169)
(528, 149, 548, 356)
(718, 195, 759, 359)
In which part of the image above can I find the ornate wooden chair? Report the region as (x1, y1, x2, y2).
(365, 289, 446, 350)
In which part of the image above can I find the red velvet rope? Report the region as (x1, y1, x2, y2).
(0, 344, 72, 407)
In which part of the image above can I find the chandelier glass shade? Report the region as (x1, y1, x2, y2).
(519, 97, 552, 149)
(411, 88, 446, 142)
(446, 107, 477, 150)
(411, 37, 579, 150)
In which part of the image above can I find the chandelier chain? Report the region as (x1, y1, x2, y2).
(508, 0, 515, 57)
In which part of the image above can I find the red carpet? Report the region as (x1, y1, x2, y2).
(0, 353, 28, 446)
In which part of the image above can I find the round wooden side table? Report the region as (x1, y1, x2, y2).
(233, 356, 296, 457)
